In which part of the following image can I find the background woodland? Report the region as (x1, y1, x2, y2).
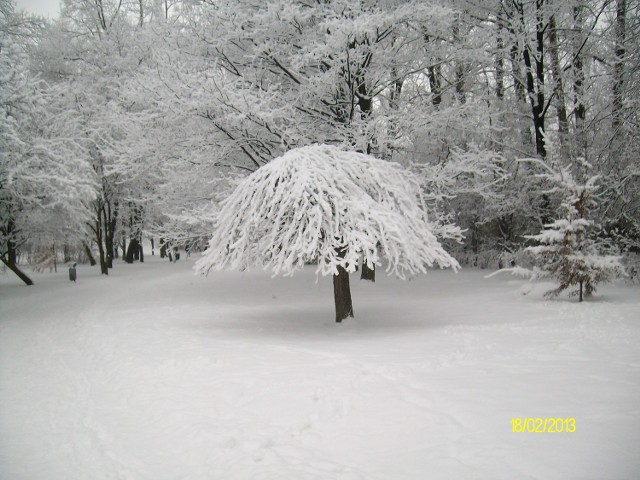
(1, 0, 638, 283)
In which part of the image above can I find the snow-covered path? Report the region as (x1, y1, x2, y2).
(1, 258, 639, 479)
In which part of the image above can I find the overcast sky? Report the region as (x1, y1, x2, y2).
(15, 0, 60, 18)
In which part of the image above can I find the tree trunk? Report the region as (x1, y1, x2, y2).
(579, 280, 584, 302)
(360, 262, 375, 282)
(518, 0, 547, 158)
(97, 230, 108, 275)
(83, 242, 97, 266)
(425, 34, 442, 107)
(333, 247, 354, 323)
(1, 255, 34, 286)
(105, 200, 118, 269)
(427, 63, 442, 107)
(495, 23, 505, 100)
(452, 20, 467, 104)
(2, 226, 33, 285)
(92, 202, 109, 275)
(549, 15, 569, 159)
(572, 5, 587, 160)
(611, 0, 626, 170)
(333, 265, 354, 323)
(125, 238, 140, 264)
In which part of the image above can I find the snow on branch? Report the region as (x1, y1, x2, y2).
(195, 144, 459, 279)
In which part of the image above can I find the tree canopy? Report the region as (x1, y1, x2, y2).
(195, 144, 459, 279)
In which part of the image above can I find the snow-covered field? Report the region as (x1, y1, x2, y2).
(1, 256, 639, 480)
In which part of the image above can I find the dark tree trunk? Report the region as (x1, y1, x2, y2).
(83, 242, 97, 266)
(101, 205, 111, 268)
(160, 239, 167, 258)
(611, 0, 626, 168)
(572, 5, 587, 160)
(495, 25, 505, 100)
(125, 238, 140, 264)
(549, 15, 569, 158)
(1, 255, 33, 286)
(97, 230, 108, 275)
(333, 246, 354, 323)
(2, 225, 33, 285)
(91, 202, 109, 275)
(333, 264, 354, 323)
(452, 20, 467, 104)
(139, 242, 144, 263)
(105, 201, 118, 269)
(579, 280, 584, 302)
(151, 238, 155, 256)
(361, 262, 375, 282)
(517, 0, 547, 158)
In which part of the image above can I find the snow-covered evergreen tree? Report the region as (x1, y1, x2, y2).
(525, 161, 625, 301)
(195, 144, 459, 322)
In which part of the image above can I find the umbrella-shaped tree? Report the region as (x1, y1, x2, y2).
(195, 144, 459, 322)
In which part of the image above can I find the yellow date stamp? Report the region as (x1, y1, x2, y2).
(511, 417, 576, 433)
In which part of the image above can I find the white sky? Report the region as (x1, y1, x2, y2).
(15, 0, 61, 18)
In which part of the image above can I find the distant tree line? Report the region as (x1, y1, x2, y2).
(1, 0, 638, 285)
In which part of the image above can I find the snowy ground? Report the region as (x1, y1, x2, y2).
(1, 255, 639, 480)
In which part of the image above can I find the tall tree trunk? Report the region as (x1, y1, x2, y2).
(508, 30, 532, 150)
(495, 23, 505, 100)
(452, 20, 467, 104)
(549, 15, 569, 159)
(95, 216, 108, 275)
(333, 247, 354, 323)
(518, 0, 547, 158)
(572, 5, 587, 161)
(92, 200, 109, 275)
(611, 0, 626, 171)
(104, 200, 118, 269)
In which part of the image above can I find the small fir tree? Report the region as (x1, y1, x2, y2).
(525, 162, 624, 302)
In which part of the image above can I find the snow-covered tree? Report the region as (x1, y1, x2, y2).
(524, 160, 625, 301)
(195, 144, 459, 322)
(1, 0, 95, 284)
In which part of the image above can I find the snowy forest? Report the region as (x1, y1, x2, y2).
(2, 0, 638, 287)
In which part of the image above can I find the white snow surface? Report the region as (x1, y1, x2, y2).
(1, 256, 639, 479)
